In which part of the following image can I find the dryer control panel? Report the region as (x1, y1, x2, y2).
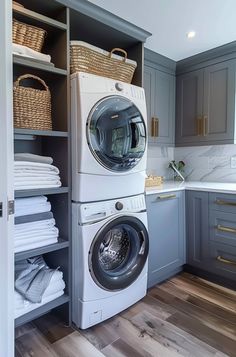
(79, 194, 146, 224)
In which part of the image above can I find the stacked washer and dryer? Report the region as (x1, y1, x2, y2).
(71, 72, 149, 329)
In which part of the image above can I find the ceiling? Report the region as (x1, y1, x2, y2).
(88, 0, 236, 61)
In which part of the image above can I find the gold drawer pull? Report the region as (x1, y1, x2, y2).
(151, 117, 159, 137)
(157, 194, 176, 200)
(196, 117, 203, 136)
(216, 255, 236, 266)
(203, 115, 208, 136)
(215, 199, 236, 206)
(216, 224, 236, 234)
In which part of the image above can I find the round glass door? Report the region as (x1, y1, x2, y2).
(88, 216, 149, 291)
(87, 96, 146, 172)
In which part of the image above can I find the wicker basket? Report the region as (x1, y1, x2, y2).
(70, 41, 137, 83)
(13, 74, 52, 131)
(12, 18, 46, 52)
(145, 176, 164, 187)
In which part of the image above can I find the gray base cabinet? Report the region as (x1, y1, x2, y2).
(186, 190, 236, 283)
(146, 191, 185, 288)
(186, 191, 209, 268)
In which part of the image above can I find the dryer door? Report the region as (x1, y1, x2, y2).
(87, 95, 146, 172)
(88, 216, 149, 291)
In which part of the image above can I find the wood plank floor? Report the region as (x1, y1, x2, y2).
(15, 272, 236, 357)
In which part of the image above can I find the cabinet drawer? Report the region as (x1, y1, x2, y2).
(209, 192, 236, 213)
(208, 242, 236, 281)
(147, 191, 182, 203)
(209, 210, 236, 247)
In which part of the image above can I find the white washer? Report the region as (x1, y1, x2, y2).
(72, 194, 149, 329)
(71, 72, 147, 202)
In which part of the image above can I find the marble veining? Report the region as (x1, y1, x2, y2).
(146, 144, 236, 183)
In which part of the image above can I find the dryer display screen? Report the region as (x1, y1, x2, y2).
(87, 96, 146, 172)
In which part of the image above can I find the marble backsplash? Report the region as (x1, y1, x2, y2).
(146, 145, 174, 180)
(175, 144, 236, 182)
(147, 144, 236, 182)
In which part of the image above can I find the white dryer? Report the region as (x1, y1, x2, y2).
(72, 194, 149, 329)
(71, 72, 147, 202)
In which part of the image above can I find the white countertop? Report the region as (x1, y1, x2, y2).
(145, 181, 236, 195)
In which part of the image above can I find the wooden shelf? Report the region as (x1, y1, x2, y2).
(15, 238, 69, 261)
(14, 128, 68, 140)
(15, 294, 70, 328)
(13, 55, 67, 76)
(15, 187, 69, 198)
(13, 4, 67, 31)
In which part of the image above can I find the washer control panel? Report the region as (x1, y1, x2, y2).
(79, 194, 146, 224)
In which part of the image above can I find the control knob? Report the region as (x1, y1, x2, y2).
(115, 82, 123, 91)
(115, 201, 123, 210)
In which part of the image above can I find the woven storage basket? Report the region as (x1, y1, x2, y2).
(13, 74, 52, 131)
(70, 41, 137, 83)
(12, 18, 46, 52)
(145, 176, 164, 187)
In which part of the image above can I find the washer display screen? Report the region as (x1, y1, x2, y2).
(87, 96, 146, 172)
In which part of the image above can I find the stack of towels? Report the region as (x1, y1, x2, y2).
(15, 196, 59, 253)
(13, 43, 52, 64)
(15, 256, 65, 318)
(14, 153, 62, 190)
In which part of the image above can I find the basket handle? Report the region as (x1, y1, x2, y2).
(14, 74, 49, 91)
(109, 48, 127, 62)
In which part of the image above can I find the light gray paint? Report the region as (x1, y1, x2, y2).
(146, 191, 185, 288)
(88, 0, 236, 61)
(0, 0, 14, 356)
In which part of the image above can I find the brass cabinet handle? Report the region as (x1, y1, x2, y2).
(215, 199, 236, 206)
(156, 194, 176, 200)
(203, 115, 208, 136)
(151, 117, 159, 137)
(196, 117, 202, 136)
(216, 255, 236, 266)
(216, 224, 236, 234)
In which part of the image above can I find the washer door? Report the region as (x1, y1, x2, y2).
(88, 216, 149, 291)
(87, 95, 146, 172)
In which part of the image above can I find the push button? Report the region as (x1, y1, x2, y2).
(115, 82, 123, 91)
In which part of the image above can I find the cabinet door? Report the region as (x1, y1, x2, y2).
(186, 191, 209, 267)
(146, 191, 185, 288)
(144, 64, 175, 145)
(202, 60, 236, 143)
(176, 70, 204, 145)
(144, 65, 155, 142)
(154, 70, 175, 144)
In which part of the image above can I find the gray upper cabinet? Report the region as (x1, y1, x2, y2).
(202, 60, 236, 142)
(176, 70, 203, 144)
(146, 191, 185, 288)
(176, 59, 236, 146)
(144, 49, 176, 145)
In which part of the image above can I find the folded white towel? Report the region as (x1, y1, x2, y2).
(15, 202, 51, 217)
(15, 228, 59, 242)
(15, 196, 47, 207)
(12, 43, 52, 63)
(15, 172, 59, 178)
(15, 176, 60, 183)
(14, 182, 62, 190)
(14, 153, 53, 165)
(14, 161, 60, 174)
(14, 238, 58, 252)
(15, 218, 56, 231)
(15, 290, 65, 317)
